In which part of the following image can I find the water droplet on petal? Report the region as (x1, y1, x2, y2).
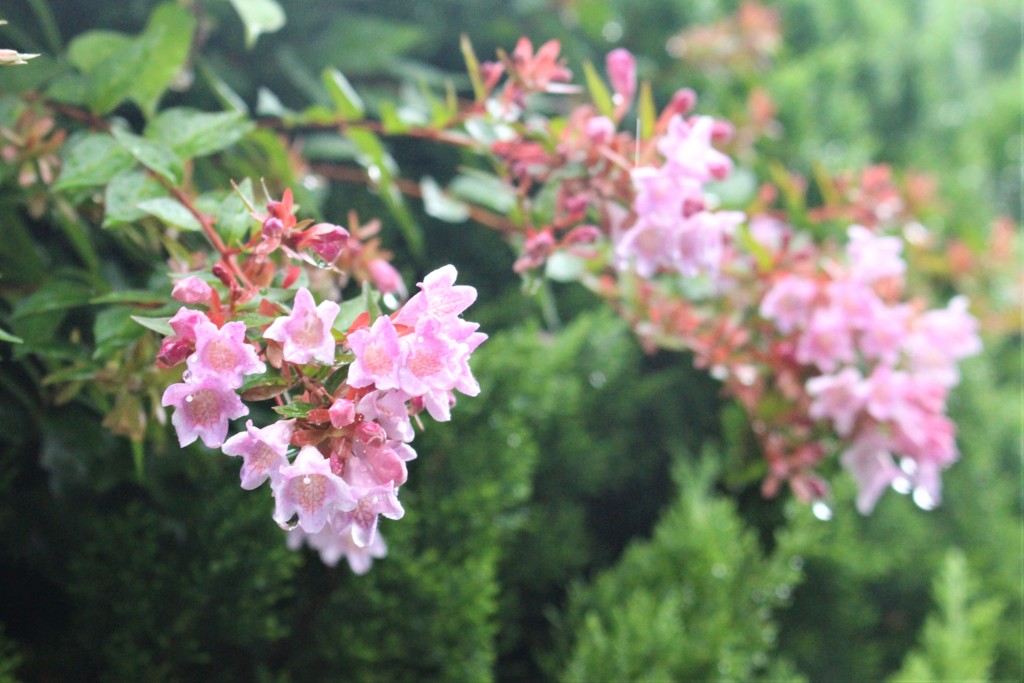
(182, 370, 192, 381)
(812, 501, 833, 521)
(185, 394, 194, 403)
(382, 293, 400, 310)
(277, 520, 298, 531)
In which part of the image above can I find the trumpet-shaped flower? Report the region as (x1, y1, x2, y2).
(222, 419, 295, 489)
(161, 374, 248, 448)
(272, 445, 355, 534)
(264, 287, 340, 365)
(188, 320, 266, 387)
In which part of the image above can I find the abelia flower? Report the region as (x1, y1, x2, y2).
(825, 279, 879, 330)
(862, 365, 912, 423)
(840, 430, 901, 514)
(845, 225, 905, 283)
(169, 307, 209, 341)
(188, 320, 266, 387)
(272, 445, 355, 534)
(657, 115, 732, 181)
(367, 258, 407, 299)
(806, 367, 866, 437)
(264, 287, 340, 365)
(287, 522, 388, 574)
(759, 275, 818, 334)
(335, 482, 405, 548)
(358, 390, 415, 442)
(172, 276, 214, 304)
(397, 318, 461, 397)
(222, 419, 295, 489)
(795, 306, 856, 372)
(395, 265, 477, 329)
(346, 314, 403, 390)
(904, 296, 981, 384)
(161, 374, 248, 448)
(859, 302, 910, 365)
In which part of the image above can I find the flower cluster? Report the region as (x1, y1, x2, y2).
(157, 190, 485, 572)
(457, 39, 986, 515)
(617, 113, 746, 278)
(760, 227, 980, 512)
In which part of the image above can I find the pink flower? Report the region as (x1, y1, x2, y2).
(863, 365, 912, 422)
(394, 265, 478, 329)
(825, 279, 879, 330)
(367, 258, 407, 299)
(335, 482, 404, 548)
(168, 307, 209, 341)
(903, 296, 982, 385)
(606, 48, 636, 103)
(358, 390, 415, 442)
(397, 318, 460, 397)
(759, 275, 818, 334)
(657, 115, 732, 181)
(161, 375, 248, 448)
(859, 302, 910, 365)
(187, 320, 266, 387)
(346, 314, 403, 390)
(272, 445, 355, 534)
(222, 419, 295, 489)
(845, 225, 905, 283)
(585, 116, 615, 144)
(264, 287, 340, 365)
(840, 429, 901, 514)
(287, 522, 388, 573)
(171, 276, 214, 304)
(806, 367, 867, 437)
(795, 307, 855, 372)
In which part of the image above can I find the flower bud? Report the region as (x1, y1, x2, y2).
(669, 88, 697, 115)
(171, 276, 214, 304)
(606, 48, 636, 103)
(367, 259, 406, 297)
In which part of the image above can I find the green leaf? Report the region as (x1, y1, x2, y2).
(137, 198, 203, 231)
(272, 401, 316, 419)
(449, 171, 517, 214)
(638, 80, 656, 140)
(12, 279, 94, 319)
(145, 108, 253, 159)
(228, 0, 286, 48)
(583, 60, 614, 119)
(84, 3, 196, 117)
(103, 169, 167, 227)
(54, 133, 136, 190)
(239, 372, 290, 401)
(67, 30, 132, 72)
(89, 289, 168, 306)
(130, 315, 173, 336)
(198, 61, 249, 115)
(309, 13, 425, 76)
(0, 327, 24, 344)
(420, 176, 470, 223)
(460, 34, 485, 102)
(322, 67, 365, 120)
(110, 126, 183, 185)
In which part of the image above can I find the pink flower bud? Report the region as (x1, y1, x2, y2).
(355, 420, 387, 448)
(710, 120, 735, 143)
(171, 276, 214, 304)
(367, 259, 406, 297)
(606, 48, 637, 103)
(262, 217, 285, 239)
(305, 223, 349, 264)
(563, 225, 601, 244)
(329, 398, 356, 429)
(585, 116, 615, 144)
(669, 88, 697, 115)
(156, 337, 194, 369)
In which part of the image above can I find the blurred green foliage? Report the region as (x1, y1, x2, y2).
(0, 1, 1019, 681)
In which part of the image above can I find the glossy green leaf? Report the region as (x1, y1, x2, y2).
(228, 0, 286, 48)
(84, 3, 195, 117)
(583, 60, 614, 119)
(110, 127, 183, 185)
(54, 133, 136, 191)
(67, 30, 132, 72)
(322, 68, 365, 120)
(137, 198, 203, 232)
(420, 176, 470, 223)
(12, 279, 94, 319)
(103, 169, 167, 227)
(145, 108, 253, 159)
(272, 401, 316, 419)
(0, 327, 24, 344)
(130, 315, 173, 336)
